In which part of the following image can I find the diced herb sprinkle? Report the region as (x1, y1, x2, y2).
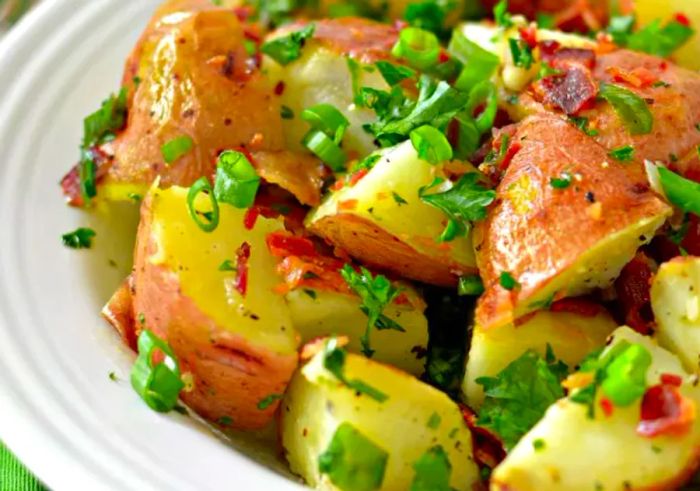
(261, 24, 315, 65)
(403, 0, 448, 36)
(108, 372, 119, 382)
(458, 275, 484, 296)
(318, 423, 388, 491)
(392, 191, 408, 205)
(62, 227, 96, 249)
(375, 60, 416, 86)
(608, 145, 634, 162)
(323, 338, 388, 402)
(217, 416, 233, 426)
(508, 38, 534, 69)
(219, 259, 237, 272)
(280, 105, 295, 119)
(533, 439, 546, 451)
(598, 83, 653, 135)
(493, 0, 513, 28)
(550, 172, 572, 189)
(303, 289, 317, 299)
(257, 393, 284, 410)
(499, 271, 519, 290)
(409, 445, 453, 491)
(427, 412, 441, 429)
(161, 135, 193, 164)
(569, 116, 599, 136)
(536, 12, 555, 28)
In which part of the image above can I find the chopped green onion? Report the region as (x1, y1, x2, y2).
(608, 145, 635, 162)
(458, 275, 484, 296)
(404, 1, 447, 35)
(658, 166, 700, 216)
(493, 0, 513, 28)
(161, 136, 193, 164)
(465, 80, 498, 135)
(214, 150, 261, 209)
(598, 83, 653, 135)
(569, 116, 599, 136)
(409, 125, 453, 164)
(187, 177, 220, 232)
(509, 38, 534, 69)
(130, 330, 185, 413)
(261, 24, 315, 65)
(499, 271, 519, 290)
(303, 130, 347, 172)
(536, 12, 555, 29)
(62, 227, 96, 249)
(323, 338, 389, 401)
(219, 259, 237, 272)
(449, 31, 500, 93)
(375, 60, 416, 86)
(550, 172, 572, 189)
(301, 104, 349, 143)
(257, 393, 284, 410)
(78, 151, 97, 202)
(601, 343, 652, 406)
(391, 27, 440, 71)
(410, 446, 453, 490)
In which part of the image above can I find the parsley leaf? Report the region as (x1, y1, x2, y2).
(476, 350, 565, 450)
(550, 172, 572, 189)
(598, 83, 653, 135)
(323, 339, 388, 402)
(261, 24, 315, 65)
(448, 31, 500, 93)
(61, 227, 96, 249)
(340, 266, 404, 358)
(409, 446, 453, 491)
(375, 60, 417, 86)
(419, 173, 496, 242)
(493, 0, 513, 28)
(608, 145, 635, 162)
(568, 116, 599, 136)
(256, 393, 283, 410)
(499, 271, 519, 290)
(627, 18, 695, 58)
(658, 166, 700, 216)
(508, 38, 534, 69)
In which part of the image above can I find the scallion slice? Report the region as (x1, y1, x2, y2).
(303, 130, 347, 171)
(409, 125, 453, 164)
(598, 83, 653, 135)
(214, 150, 260, 209)
(658, 166, 700, 216)
(301, 104, 349, 144)
(161, 135, 193, 164)
(391, 27, 440, 71)
(187, 177, 220, 232)
(465, 80, 498, 135)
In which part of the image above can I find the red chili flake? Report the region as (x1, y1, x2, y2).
(519, 25, 538, 49)
(266, 231, 318, 258)
(600, 397, 614, 417)
(234, 242, 251, 296)
(614, 252, 655, 335)
(674, 13, 692, 27)
(538, 40, 561, 59)
(661, 373, 683, 387)
(347, 168, 369, 187)
(331, 180, 345, 191)
(233, 6, 254, 22)
(535, 64, 598, 115)
(460, 405, 506, 469)
(637, 384, 696, 438)
(274, 81, 285, 96)
(438, 49, 451, 63)
(550, 297, 603, 317)
(497, 140, 522, 172)
(243, 207, 260, 230)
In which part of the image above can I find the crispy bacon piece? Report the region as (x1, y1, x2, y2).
(550, 297, 604, 317)
(535, 64, 598, 115)
(266, 231, 318, 258)
(614, 252, 655, 335)
(637, 384, 696, 438)
(234, 242, 251, 296)
(461, 405, 506, 470)
(542, 47, 597, 70)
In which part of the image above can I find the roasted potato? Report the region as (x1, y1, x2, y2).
(131, 185, 299, 429)
(463, 303, 616, 408)
(262, 18, 398, 159)
(474, 114, 671, 330)
(491, 326, 700, 491)
(281, 340, 480, 490)
(286, 287, 428, 375)
(651, 256, 700, 374)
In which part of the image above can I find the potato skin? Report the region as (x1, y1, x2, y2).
(132, 187, 299, 429)
(101, 276, 137, 351)
(474, 114, 671, 329)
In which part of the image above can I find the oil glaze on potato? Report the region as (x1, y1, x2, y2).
(308, 140, 478, 286)
(132, 185, 299, 429)
(491, 327, 700, 491)
(281, 344, 480, 490)
(474, 114, 671, 330)
(651, 256, 700, 374)
(463, 307, 616, 408)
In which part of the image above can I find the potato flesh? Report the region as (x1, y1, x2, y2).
(651, 257, 700, 374)
(463, 309, 616, 408)
(281, 349, 480, 490)
(491, 327, 700, 491)
(146, 186, 297, 355)
(285, 288, 428, 375)
(308, 140, 477, 283)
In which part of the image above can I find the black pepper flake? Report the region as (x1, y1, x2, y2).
(585, 191, 596, 203)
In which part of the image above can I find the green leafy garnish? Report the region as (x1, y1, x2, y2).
(62, 227, 96, 249)
(427, 412, 442, 429)
(280, 105, 295, 119)
(214, 150, 261, 209)
(323, 339, 388, 402)
(493, 0, 513, 28)
(340, 265, 404, 357)
(458, 275, 484, 296)
(318, 423, 388, 491)
(476, 350, 565, 450)
(508, 38, 534, 69)
(409, 446, 453, 491)
(550, 172, 572, 189)
(598, 83, 653, 135)
(261, 24, 315, 65)
(569, 116, 599, 136)
(658, 166, 700, 216)
(257, 393, 283, 410)
(419, 173, 496, 242)
(219, 259, 237, 272)
(499, 271, 519, 290)
(161, 136, 193, 164)
(392, 191, 408, 205)
(404, 1, 452, 36)
(608, 145, 635, 162)
(627, 18, 695, 58)
(375, 61, 417, 86)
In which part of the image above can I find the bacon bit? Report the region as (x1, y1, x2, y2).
(550, 297, 603, 317)
(300, 335, 350, 360)
(550, 48, 597, 70)
(460, 405, 506, 469)
(661, 373, 684, 387)
(233, 6, 254, 22)
(234, 242, 251, 296)
(637, 384, 696, 438)
(606, 66, 658, 89)
(519, 24, 538, 49)
(274, 81, 285, 96)
(674, 13, 692, 27)
(331, 179, 345, 191)
(535, 65, 598, 115)
(267, 231, 318, 258)
(614, 252, 655, 335)
(347, 168, 369, 187)
(243, 207, 260, 230)
(338, 199, 358, 211)
(600, 397, 614, 417)
(563, 371, 595, 391)
(539, 40, 561, 58)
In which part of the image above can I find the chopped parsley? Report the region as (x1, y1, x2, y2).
(608, 145, 635, 162)
(598, 83, 653, 135)
(280, 105, 295, 119)
(458, 275, 484, 296)
(340, 265, 404, 358)
(448, 31, 500, 92)
(427, 412, 442, 429)
(219, 259, 237, 272)
(161, 135, 193, 164)
(323, 340, 388, 403)
(508, 38, 534, 69)
(409, 446, 453, 491)
(303, 289, 317, 299)
(550, 172, 572, 189)
(499, 271, 519, 290)
(392, 191, 408, 205)
(627, 18, 695, 58)
(261, 24, 315, 65)
(62, 227, 96, 249)
(569, 116, 599, 136)
(375, 60, 416, 86)
(493, 0, 513, 28)
(257, 393, 284, 410)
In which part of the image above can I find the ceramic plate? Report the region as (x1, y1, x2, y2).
(0, 1, 301, 489)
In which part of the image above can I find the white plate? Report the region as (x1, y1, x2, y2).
(0, 1, 302, 489)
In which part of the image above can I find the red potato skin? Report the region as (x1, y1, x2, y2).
(474, 114, 670, 330)
(101, 276, 138, 351)
(131, 194, 298, 429)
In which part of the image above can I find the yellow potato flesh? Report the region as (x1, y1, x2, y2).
(492, 327, 700, 491)
(651, 256, 700, 374)
(463, 309, 616, 408)
(286, 288, 428, 375)
(148, 185, 297, 355)
(281, 347, 480, 490)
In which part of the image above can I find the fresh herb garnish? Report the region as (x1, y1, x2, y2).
(219, 259, 237, 272)
(550, 172, 572, 189)
(261, 24, 315, 65)
(448, 31, 500, 92)
(257, 393, 284, 410)
(161, 135, 193, 164)
(213, 150, 261, 209)
(323, 338, 388, 402)
(569, 116, 599, 136)
(340, 265, 404, 358)
(410, 125, 453, 164)
(493, 0, 513, 28)
(301, 103, 349, 171)
(658, 166, 700, 216)
(392, 26, 441, 71)
(598, 83, 653, 135)
(499, 271, 519, 290)
(392, 191, 408, 205)
(61, 227, 96, 249)
(627, 18, 695, 58)
(280, 105, 295, 119)
(409, 445, 453, 491)
(427, 412, 442, 429)
(458, 275, 484, 296)
(375, 60, 417, 86)
(509, 38, 534, 69)
(608, 145, 635, 162)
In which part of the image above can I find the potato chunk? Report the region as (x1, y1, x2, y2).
(307, 140, 478, 286)
(463, 305, 616, 408)
(491, 327, 700, 491)
(132, 185, 299, 429)
(474, 114, 671, 329)
(651, 256, 700, 373)
(286, 287, 428, 375)
(281, 341, 480, 490)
